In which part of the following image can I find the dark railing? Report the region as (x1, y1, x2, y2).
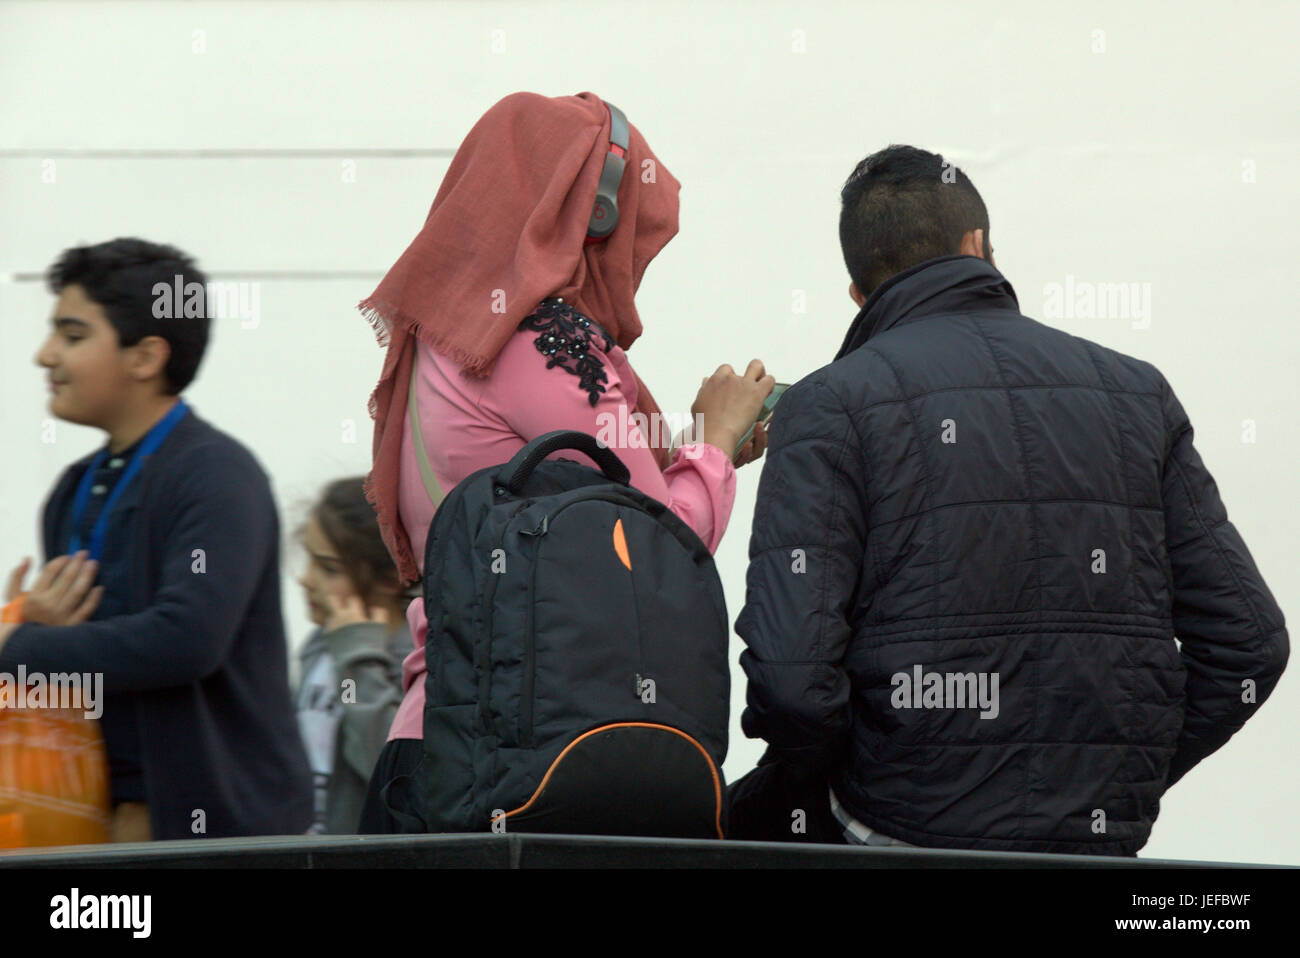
(0, 833, 1265, 869)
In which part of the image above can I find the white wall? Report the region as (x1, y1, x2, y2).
(1, 0, 1295, 863)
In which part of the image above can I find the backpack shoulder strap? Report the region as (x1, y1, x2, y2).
(407, 350, 447, 509)
(336, 643, 402, 682)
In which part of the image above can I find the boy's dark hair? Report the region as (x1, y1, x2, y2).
(839, 145, 990, 298)
(300, 477, 409, 627)
(46, 237, 210, 394)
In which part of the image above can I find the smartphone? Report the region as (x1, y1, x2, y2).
(734, 383, 790, 455)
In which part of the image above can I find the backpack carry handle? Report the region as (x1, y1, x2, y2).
(504, 430, 631, 494)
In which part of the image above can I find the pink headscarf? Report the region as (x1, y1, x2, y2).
(359, 91, 681, 585)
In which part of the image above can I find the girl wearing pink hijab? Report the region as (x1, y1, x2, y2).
(356, 91, 772, 832)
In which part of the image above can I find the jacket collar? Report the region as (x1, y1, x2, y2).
(835, 254, 1020, 360)
(67, 402, 205, 474)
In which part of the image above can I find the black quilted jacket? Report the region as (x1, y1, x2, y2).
(735, 254, 1288, 855)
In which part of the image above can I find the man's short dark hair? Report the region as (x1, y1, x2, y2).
(839, 145, 990, 298)
(46, 238, 210, 394)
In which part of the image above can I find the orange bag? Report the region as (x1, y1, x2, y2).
(0, 594, 111, 849)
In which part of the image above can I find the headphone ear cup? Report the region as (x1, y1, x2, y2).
(589, 194, 618, 238)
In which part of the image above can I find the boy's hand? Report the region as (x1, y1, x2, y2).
(321, 590, 387, 634)
(4, 557, 32, 603)
(15, 552, 104, 626)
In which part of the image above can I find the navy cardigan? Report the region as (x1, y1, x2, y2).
(1, 406, 313, 839)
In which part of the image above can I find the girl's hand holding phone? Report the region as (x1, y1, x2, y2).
(732, 418, 769, 468)
(691, 359, 775, 467)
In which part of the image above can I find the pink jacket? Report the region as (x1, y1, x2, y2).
(387, 327, 737, 740)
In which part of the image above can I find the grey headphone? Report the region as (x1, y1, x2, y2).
(586, 100, 630, 242)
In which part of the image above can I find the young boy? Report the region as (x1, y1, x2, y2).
(0, 238, 312, 841)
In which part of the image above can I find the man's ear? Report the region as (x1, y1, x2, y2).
(128, 335, 171, 384)
(849, 282, 866, 307)
(959, 228, 986, 259)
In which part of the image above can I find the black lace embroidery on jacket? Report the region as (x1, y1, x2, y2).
(521, 298, 615, 407)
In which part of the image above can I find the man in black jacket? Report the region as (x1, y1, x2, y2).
(0, 238, 312, 841)
(729, 146, 1288, 855)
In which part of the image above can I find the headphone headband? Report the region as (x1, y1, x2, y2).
(586, 100, 629, 242)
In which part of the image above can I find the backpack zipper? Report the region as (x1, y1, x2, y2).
(477, 498, 529, 735)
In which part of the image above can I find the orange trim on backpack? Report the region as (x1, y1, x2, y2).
(612, 518, 631, 571)
(501, 722, 724, 839)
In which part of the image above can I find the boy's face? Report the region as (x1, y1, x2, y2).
(35, 284, 135, 428)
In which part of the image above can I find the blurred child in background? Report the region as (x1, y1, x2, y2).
(294, 477, 410, 834)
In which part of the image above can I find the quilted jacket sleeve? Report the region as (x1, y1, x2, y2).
(1159, 377, 1289, 787)
(734, 378, 869, 772)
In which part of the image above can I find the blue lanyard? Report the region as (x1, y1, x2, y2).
(67, 400, 190, 561)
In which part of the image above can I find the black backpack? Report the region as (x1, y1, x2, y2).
(411, 430, 730, 837)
